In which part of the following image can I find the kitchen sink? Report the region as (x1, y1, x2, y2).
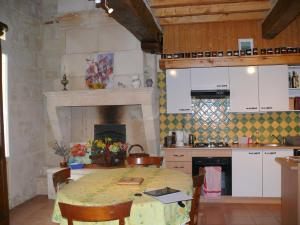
(262, 143, 282, 147)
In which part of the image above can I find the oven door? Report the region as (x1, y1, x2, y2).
(192, 157, 232, 195)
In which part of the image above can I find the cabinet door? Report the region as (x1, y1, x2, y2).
(166, 69, 192, 113)
(191, 67, 229, 90)
(232, 149, 262, 197)
(262, 149, 293, 197)
(258, 65, 289, 111)
(229, 66, 259, 112)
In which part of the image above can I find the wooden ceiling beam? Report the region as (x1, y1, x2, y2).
(105, 0, 162, 53)
(153, 1, 271, 18)
(159, 11, 267, 25)
(262, 0, 300, 39)
(150, 0, 269, 8)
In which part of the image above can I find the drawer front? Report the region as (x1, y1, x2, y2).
(165, 150, 191, 161)
(166, 161, 192, 174)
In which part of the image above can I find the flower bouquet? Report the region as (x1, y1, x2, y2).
(68, 143, 92, 165)
(50, 141, 70, 167)
(88, 137, 128, 166)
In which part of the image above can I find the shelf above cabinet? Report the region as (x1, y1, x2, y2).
(160, 54, 300, 70)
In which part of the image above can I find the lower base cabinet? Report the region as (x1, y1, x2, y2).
(232, 149, 262, 197)
(262, 149, 293, 197)
(232, 149, 293, 197)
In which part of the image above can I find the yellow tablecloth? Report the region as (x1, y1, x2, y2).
(52, 167, 193, 225)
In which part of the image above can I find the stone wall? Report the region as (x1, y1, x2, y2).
(0, 0, 45, 208)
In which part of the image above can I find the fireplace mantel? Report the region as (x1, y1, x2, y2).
(44, 88, 160, 155)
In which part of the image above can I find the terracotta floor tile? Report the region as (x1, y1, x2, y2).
(225, 215, 256, 225)
(253, 216, 280, 225)
(9, 196, 282, 225)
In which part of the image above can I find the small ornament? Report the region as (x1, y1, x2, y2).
(131, 75, 141, 88)
(61, 74, 69, 91)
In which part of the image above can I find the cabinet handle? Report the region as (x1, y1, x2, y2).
(245, 107, 258, 110)
(261, 106, 273, 110)
(173, 154, 184, 157)
(216, 84, 228, 88)
(264, 152, 276, 155)
(249, 152, 260, 155)
(174, 166, 184, 169)
(178, 108, 190, 111)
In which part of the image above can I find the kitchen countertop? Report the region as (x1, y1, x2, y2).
(275, 157, 299, 170)
(162, 143, 300, 150)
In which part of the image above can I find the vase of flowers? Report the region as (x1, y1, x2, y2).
(50, 141, 70, 168)
(68, 143, 91, 165)
(88, 137, 128, 166)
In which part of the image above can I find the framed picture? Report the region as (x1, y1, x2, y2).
(238, 38, 254, 51)
(85, 53, 114, 89)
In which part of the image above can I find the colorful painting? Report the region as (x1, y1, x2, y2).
(85, 53, 114, 89)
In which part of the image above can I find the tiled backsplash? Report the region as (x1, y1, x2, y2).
(158, 72, 300, 144)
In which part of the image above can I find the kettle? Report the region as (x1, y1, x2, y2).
(175, 130, 184, 147)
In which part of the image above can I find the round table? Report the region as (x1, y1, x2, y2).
(52, 167, 193, 225)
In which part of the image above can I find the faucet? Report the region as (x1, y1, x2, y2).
(272, 135, 286, 145)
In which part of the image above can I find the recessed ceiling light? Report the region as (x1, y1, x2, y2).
(95, 0, 101, 3)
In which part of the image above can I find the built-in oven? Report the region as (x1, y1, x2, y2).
(192, 157, 232, 195)
(294, 149, 300, 156)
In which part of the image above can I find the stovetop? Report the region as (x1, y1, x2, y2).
(193, 142, 229, 148)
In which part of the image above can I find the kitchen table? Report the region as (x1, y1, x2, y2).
(52, 167, 193, 225)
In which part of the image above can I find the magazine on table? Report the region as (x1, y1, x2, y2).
(144, 187, 192, 204)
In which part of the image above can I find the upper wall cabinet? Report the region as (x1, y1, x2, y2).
(230, 65, 289, 112)
(258, 65, 289, 112)
(191, 67, 229, 90)
(229, 66, 259, 112)
(166, 69, 192, 114)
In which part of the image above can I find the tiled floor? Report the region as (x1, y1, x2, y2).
(9, 195, 281, 225)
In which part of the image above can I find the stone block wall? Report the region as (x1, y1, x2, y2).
(0, 0, 45, 208)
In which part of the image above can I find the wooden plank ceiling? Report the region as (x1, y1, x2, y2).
(149, 0, 272, 25)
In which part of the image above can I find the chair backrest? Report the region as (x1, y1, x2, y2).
(189, 169, 205, 225)
(128, 144, 149, 157)
(53, 168, 71, 193)
(127, 156, 163, 168)
(58, 201, 133, 225)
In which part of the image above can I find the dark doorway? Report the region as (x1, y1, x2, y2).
(0, 22, 9, 225)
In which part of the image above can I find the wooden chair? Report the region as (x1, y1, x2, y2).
(58, 201, 133, 225)
(127, 156, 163, 168)
(189, 169, 205, 225)
(53, 168, 71, 193)
(128, 144, 150, 157)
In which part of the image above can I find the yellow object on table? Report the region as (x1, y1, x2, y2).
(52, 167, 193, 225)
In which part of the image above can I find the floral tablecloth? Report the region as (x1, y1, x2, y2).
(52, 167, 193, 225)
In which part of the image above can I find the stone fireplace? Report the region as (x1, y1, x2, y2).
(45, 88, 160, 156)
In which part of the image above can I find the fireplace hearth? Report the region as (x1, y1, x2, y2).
(94, 124, 126, 143)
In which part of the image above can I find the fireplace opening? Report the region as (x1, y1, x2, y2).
(94, 124, 126, 143)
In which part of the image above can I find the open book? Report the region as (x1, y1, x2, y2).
(117, 177, 144, 185)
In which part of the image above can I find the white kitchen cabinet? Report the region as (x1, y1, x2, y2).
(166, 69, 192, 114)
(229, 66, 259, 112)
(232, 149, 262, 197)
(262, 149, 293, 197)
(230, 65, 289, 112)
(191, 67, 229, 90)
(258, 65, 289, 111)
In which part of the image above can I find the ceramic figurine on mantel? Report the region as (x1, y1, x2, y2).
(131, 75, 141, 88)
(61, 74, 69, 91)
